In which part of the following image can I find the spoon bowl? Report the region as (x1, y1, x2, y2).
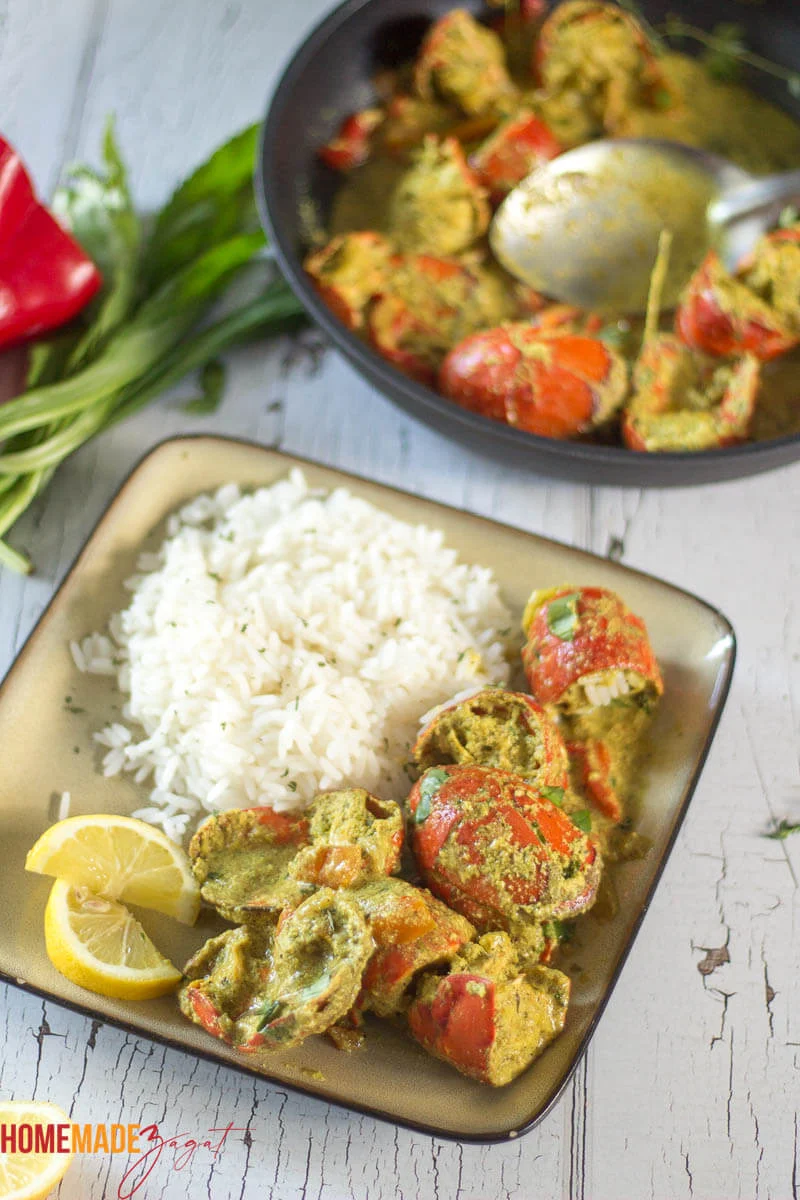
(490, 138, 800, 315)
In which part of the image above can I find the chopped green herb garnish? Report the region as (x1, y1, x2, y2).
(546, 593, 580, 642)
(256, 998, 282, 1031)
(572, 809, 592, 834)
(764, 819, 800, 841)
(287, 781, 297, 792)
(240, 623, 248, 634)
(543, 918, 574, 944)
(541, 786, 565, 807)
(779, 206, 799, 230)
(415, 767, 449, 825)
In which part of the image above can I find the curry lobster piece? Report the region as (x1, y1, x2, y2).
(408, 931, 570, 1085)
(675, 228, 800, 362)
(408, 763, 601, 940)
(535, 0, 670, 135)
(352, 878, 474, 1017)
(367, 253, 515, 386)
(304, 232, 393, 331)
(387, 135, 490, 256)
(413, 9, 518, 118)
(288, 788, 404, 891)
(521, 585, 663, 715)
(319, 109, 385, 173)
(566, 738, 622, 823)
(180, 889, 374, 1053)
(413, 686, 569, 792)
(189, 806, 311, 923)
(469, 110, 562, 202)
(622, 334, 761, 453)
(439, 326, 628, 438)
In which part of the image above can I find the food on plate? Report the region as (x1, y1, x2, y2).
(408, 931, 569, 1085)
(675, 225, 800, 362)
(72, 469, 512, 836)
(413, 686, 569, 792)
(61, 476, 663, 1084)
(522, 585, 663, 716)
(308, 2, 800, 449)
(44, 878, 182, 1000)
(181, 889, 373, 1052)
(353, 878, 475, 1017)
(25, 812, 200, 924)
(189, 806, 311, 923)
(26, 814, 198, 998)
(622, 333, 761, 452)
(439, 327, 628, 437)
(0, 1101, 75, 1199)
(408, 763, 601, 939)
(288, 789, 404, 890)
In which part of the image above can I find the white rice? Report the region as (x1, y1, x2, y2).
(73, 469, 512, 840)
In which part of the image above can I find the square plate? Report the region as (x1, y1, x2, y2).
(0, 435, 735, 1142)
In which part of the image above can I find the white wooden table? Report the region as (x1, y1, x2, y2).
(1, 2, 798, 1197)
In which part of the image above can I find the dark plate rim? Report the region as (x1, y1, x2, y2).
(255, 0, 800, 476)
(0, 433, 737, 1143)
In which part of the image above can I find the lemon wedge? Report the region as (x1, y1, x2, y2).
(26, 814, 199, 925)
(0, 1100, 74, 1199)
(44, 879, 182, 1000)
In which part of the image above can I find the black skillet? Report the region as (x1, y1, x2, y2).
(257, 0, 800, 486)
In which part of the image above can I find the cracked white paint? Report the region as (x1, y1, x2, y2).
(0, 1, 799, 1197)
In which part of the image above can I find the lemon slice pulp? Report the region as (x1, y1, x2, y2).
(44, 879, 182, 1001)
(0, 1100, 74, 1200)
(26, 814, 199, 925)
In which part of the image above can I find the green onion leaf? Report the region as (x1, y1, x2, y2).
(541, 786, 565, 808)
(546, 593, 580, 642)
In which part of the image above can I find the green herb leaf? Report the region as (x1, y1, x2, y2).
(143, 124, 262, 288)
(256, 998, 282, 1031)
(543, 918, 574, 944)
(540, 786, 565, 808)
(546, 593, 580, 642)
(52, 117, 141, 367)
(182, 360, 226, 414)
(764, 819, 800, 841)
(778, 206, 800, 230)
(572, 809, 592, 834)
(415, 767, 449, 824)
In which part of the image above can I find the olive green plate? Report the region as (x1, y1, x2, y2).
(0, 436, 735, 1142)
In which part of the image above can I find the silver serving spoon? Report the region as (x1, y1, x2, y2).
(490, 138, 800, 315)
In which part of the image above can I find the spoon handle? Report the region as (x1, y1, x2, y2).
(711, 169, 800, 227)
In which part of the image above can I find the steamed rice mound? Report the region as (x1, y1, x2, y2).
(72, 470, 511, 841)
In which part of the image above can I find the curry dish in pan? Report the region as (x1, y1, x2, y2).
(304, 2, 800, 451)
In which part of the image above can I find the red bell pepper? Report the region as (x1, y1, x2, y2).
(0, 135, 102, 350)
